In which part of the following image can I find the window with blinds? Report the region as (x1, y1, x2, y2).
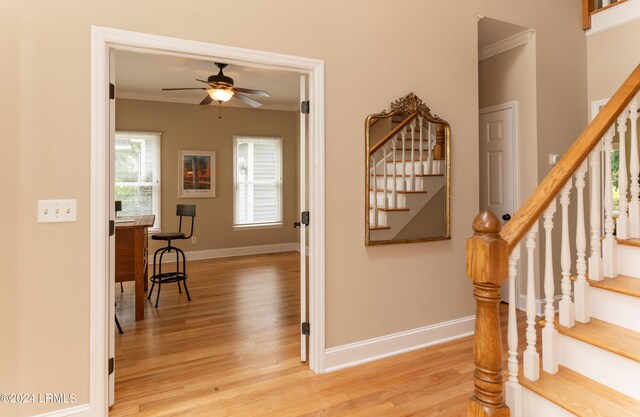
(114, 131, 161, 229)
(233, 136, 283, 229)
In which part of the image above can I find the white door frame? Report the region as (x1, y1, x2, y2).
(90, 26, 326, 416)
(479, 101, 520, 305)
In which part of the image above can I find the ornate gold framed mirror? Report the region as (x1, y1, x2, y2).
(365, 93, 451, 245)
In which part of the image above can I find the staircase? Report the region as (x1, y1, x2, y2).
(368, 112, 447, 240)
(467, 64, 640, 417)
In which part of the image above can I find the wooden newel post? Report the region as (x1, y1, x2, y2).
(467, 211, 510, 417)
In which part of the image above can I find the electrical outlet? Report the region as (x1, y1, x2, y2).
(38, 199, 77, 223)
(191, 236, 197, 244)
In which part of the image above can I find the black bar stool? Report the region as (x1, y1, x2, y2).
(147, 204, 196, 308)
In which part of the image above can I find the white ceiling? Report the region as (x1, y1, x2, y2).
(478, 17, 530, 50)
(114, 50, 301, 111)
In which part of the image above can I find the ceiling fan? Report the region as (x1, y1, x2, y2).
(161, 62, 270, 108)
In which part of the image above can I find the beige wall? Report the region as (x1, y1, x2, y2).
(587, 19, 640, 105)
(1, 1, 588, 415)
(116, 99, 299, 253)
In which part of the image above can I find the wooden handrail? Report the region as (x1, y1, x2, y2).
(368, 112, 418, 155)
(582, 0, 595, 30)
(500, 64, 640, 251)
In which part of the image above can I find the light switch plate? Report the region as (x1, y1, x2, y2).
(38, 199, 77, 223)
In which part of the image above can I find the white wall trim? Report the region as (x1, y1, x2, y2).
(31, 404, 90, 417)
(478, 29, 535, 61)
(591, 97, 609, 121)
(91, 25, 326, 417)
(587, 0, 640, 37)
(323, 316, 476, 373)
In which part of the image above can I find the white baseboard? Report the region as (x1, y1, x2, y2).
(31, 404, 90, 417)
(323, 315, 475, 373)
(159, 242, 299, 263)
(518, 294, 563, 317)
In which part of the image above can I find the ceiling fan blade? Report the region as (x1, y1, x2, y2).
(196, 79, 214, 86)
(162, 87, 208, 91)
(233, 92, 262, 108)
(234, 87, 270, 97)
(199, 94, 213, 105)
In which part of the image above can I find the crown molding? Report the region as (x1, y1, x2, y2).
(479, 29, 535, 61)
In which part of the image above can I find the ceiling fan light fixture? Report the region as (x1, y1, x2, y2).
(208, 88, 234, 102)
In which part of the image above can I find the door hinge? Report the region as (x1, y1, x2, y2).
(301, 322, 310, 336)
(301, 211, 310, 226)
(301, 100, 310, 114)
(109, 220, 115, 237)
(108, 357, 115, 375)
(109, 83, 115, 100)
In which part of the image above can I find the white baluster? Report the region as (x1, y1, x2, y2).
(426, 122, 433, 176)
(617, 111, 630, 239)
(559, 178, 575, 328)
(400, 127, 407, 192)
(409, 119, 416, 192)
(603, 127, 618, 278)
(629, 97, 640, 238)
(575, 161, 590, 323)
(524, 222, 540, 381)
(589, 145, 604, 281)
(602, 0, 610, 7)
(506, 245, 523, 417)
(382, 146, 389, 210)
(542, 200, 558, 374)
(371, 156, 378, 227)
(391, 137, 398, 208)
(418, 116, 424, 175)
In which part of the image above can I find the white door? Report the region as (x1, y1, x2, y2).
(299, 75, 308, 363)
(108, 49, 116, 406)
(479, 104, 516, 303)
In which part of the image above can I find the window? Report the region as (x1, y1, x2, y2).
(611, 147, 620, 211)
(233, 136, 283, 229)
(115, 131, 161, 229)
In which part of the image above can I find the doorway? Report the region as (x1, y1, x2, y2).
(478, 16, 537, 306)
(90, 26, 326, 415)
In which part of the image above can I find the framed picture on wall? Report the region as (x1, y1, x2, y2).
(178, 150, 215, 198)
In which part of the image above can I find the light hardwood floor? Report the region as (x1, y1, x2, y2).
(111, 251, 522, 417)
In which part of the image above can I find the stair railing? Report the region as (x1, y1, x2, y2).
(467, 64, 640, 417)
(368, 112, 439, 228)
(582, 0, 628, 30)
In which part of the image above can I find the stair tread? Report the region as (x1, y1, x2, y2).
(377, 208, 410, 212)
(617, 238, 640, 247)
(387, 159, 445, 162)
(570, 274, 640, 298)
(589, 274, 640, 298)
(374, 173, 444, 177)
(369, 225, 390, 230)
(369, 188, 427, 194)
(518, 365, 640, 417)
(555, 316, 640, 363)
